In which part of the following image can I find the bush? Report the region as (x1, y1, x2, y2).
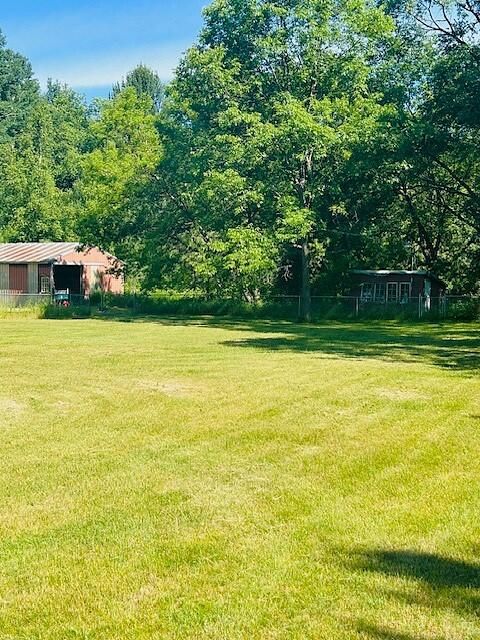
(92, 292, 480, 324)
(100, 291, 299, 320)
(445, 299, 480, 321)
(43, 304, 92, 319)
(0, 304, 48, 320)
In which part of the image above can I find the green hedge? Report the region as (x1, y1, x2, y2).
(41, 292, 479, 323)
(100, 292, 299, 320)
(99, 292, 480, 322)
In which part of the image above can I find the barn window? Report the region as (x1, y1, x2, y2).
(40, 276, 51, 294)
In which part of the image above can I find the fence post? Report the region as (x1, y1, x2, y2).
(355, 297, 359, 318)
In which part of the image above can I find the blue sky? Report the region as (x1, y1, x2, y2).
(1, 0, 208, 100)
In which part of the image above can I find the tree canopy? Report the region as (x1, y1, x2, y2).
(0, 0, 479, 307)
(112, 64, 165, 113)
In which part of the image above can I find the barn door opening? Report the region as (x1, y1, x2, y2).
(53, 265, 83, 294)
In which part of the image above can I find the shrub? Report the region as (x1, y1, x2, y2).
(446, 299, 480, 321)
(0, 304, 48, 320)
(43, 305, 92, 319)
(99, 291, 298, 320)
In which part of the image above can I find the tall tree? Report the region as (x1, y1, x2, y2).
(0, 36, 86, 241)
(0, 31, 39, 142)
(152, 0, 395, 316)
(372, 0, 480, 291)
(112, 64, 165, 113)
(76, 87, 162, 266)
(44, 80, 89, 191)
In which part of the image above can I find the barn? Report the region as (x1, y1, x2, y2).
(0, 243, 124, 299)
(350, 270, 446, 309)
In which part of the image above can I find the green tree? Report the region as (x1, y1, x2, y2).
(44, 80, 89, 191)
(0, 97, 84, 241)
(370, 0, 480, 291)
(152, 0, 395, 317)
(112, 64, 165, 113)
(0, 31, 39, 142)
(0, 36, 86, 242)
(76, 87, 162, 267)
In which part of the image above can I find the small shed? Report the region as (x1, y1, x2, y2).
(350, 270, 446, 308)
(0, 243, 124, 297)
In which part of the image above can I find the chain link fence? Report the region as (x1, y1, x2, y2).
(283, 295, 480, 320)
(0, 291, 91, 308)
(0, 292, 52, 308)
(1, 290, 479, 321)
(99, 292, 480, 321)
(255, 295, 480, 321)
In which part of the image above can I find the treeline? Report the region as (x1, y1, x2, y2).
(1, 0, 479, 317)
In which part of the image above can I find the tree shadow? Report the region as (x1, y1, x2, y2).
(90, 311, 480, 374)
(352, 549, 480, 638)
(355, 549, 480, 589)
(217, 321, 480, 374)
(357, 622, 446, 640)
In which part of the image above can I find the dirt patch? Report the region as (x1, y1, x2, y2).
(136, 379, 195, 398)
(0, 398, 26, 416)
(53, 400, 72, 413)
(376, 389, 427, 402)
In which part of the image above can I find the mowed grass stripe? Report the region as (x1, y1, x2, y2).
(0, 318, 479, 639)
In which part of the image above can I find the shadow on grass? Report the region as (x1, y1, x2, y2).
(216, 321, 480, 373)
(355, 549, 480, 589)
(357, 623, 446, 640)
(353, 549, 480, 638)
(87, 311, 480, 373)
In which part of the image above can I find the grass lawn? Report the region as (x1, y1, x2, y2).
(0, 317, 479, 640)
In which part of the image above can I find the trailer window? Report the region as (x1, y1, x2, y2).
(361, 283, 374, 302)
(399, 283, 410, 303)
(387, 282, 398, 303)
(374, 283, 386, 303)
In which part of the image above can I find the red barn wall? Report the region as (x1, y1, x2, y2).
(59, 248, 124, 295)
(9, 264, 28, 292)
(1, 247, 124, 295)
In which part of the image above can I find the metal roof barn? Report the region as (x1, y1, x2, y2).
(0, 243, 80, 264)
(0, 243, 124, 297)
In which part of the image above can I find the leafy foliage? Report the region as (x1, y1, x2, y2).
(0, 1, 480, 303)
(112, 64, 165, 113)
(75, 88, 162, 267)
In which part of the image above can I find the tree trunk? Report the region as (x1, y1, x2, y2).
(299, 238, 311, 322)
